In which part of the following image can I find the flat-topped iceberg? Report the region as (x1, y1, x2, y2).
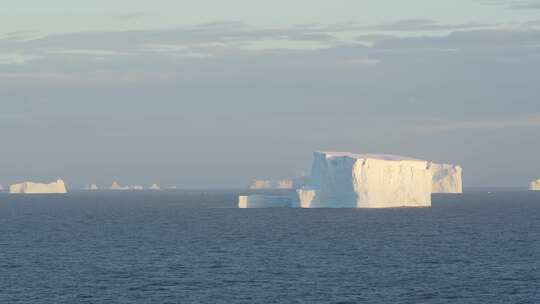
(530, 179, 540, 191)
(10, 179, 67, 194)
(296, 152, 462, 208)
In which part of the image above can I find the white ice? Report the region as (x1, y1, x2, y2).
(238, 195, 292, 208)
(296, 151, 463, 208)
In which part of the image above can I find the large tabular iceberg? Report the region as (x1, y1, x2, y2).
(10, 179, 67, 194)
(296, 152, 463, 208)
(530, 179, 540, 191)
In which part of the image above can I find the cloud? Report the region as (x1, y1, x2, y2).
(0, 18, 513, 62)
(0, 22, 342, 69)
(512, 2, 540, 9)
(418, 115, 540, 132)
(340, 58, 381, 65)
(372, 29, 540, 49)
(115, 12, 147, 19)
(0, 53, 41, 65)
(365, 19, 494, 32)
(1, 21, 540, 127)
(483, 0, 540, 10)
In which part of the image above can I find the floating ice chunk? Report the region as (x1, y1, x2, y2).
(149, 184, 161, 190)
(238, 195, 292, 208)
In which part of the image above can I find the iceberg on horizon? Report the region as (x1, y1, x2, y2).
(276, 180, 294, 189)
(249, 180, 272, 189)
(296, 152, 463, 208)
(530, 179, 540, 191)
(110, 181, 129, 191)
(85, 184, 99, 191)
(10, 179, 67, 194)
(238, 195, 291, 208)
(249, 178, 304, 190)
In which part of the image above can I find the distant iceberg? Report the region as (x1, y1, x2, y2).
(249, 178, 305, 189)
(10, 179, 67, 194)
(249, 180, 273, 189)
(530, 179, 540, 191)
(276, 180, 294, 189)
(238, 195, 291, 208)
(110, 181, 129, 191)
(149, 184, 161, 190)
(85, 184, 99, 191)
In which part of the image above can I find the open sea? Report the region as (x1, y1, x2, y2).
(1, 189, 539, 303)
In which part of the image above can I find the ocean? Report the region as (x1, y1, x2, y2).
(1, 190, 539, 303)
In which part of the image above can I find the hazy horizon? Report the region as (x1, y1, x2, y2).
(1, 0, 540, 188)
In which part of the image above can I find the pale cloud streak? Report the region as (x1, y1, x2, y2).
(418, 115, 540, 132)
(483, 0, 540, 10)
(115, 12, 147, 20)
(0, 18, 522, 65)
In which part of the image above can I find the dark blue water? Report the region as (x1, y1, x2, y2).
(1, 190, 539, 303)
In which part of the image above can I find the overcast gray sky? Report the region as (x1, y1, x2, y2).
(1, 0, 539, 188)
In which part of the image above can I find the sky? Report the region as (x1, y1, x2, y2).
(1, 0, 540, 188)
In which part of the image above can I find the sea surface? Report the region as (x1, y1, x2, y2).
(1, 190, 539, 303)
